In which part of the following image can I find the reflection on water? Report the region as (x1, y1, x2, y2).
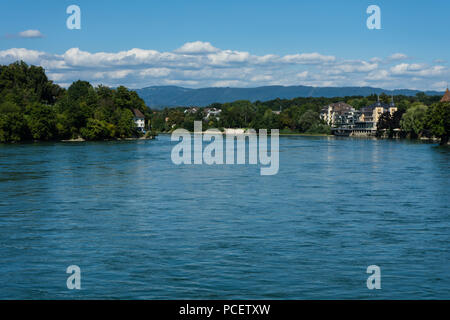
(0, 136, 449, 299)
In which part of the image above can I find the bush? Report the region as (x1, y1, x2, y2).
(0, 113, 29, 142)
(426, 102, 450, 145)
(26, 103, 57, 140)
(400, 103, 428, 138)
(80, 118, 115, 141)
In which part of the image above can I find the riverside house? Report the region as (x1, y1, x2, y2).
(320, 102, 357, 127)
(352, 98, 397, 136)
(132, 108, 146, 133)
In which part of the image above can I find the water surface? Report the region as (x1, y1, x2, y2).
(0, 135, 449, 299)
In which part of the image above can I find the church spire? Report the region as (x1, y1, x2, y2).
(390, 95, 395, 107)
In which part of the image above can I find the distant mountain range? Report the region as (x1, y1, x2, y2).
(133, 85, 444, 108)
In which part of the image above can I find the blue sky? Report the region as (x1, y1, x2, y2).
(1, 0, 449, 90)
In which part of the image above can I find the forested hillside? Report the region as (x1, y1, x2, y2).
(135, 85, 444, 108)
(0, 61, 151, 142)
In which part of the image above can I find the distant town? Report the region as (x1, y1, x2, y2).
(150, 89, 450, 145)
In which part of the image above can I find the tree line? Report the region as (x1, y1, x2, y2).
(151, 99, 333, 135)
(376, 100, 450, 145)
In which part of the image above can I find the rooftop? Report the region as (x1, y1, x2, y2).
(321, 102, 354, 114)
(441, 88, 450, 102)
(132, 108, 145, 118)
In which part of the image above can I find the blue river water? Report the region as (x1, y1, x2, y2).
(0, 135, 449, 299)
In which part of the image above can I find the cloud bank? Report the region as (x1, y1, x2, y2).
(0, 41, 448, 90)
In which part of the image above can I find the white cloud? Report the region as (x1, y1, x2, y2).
(139, 68, 171, 77)
(211, 80, 247, 87)
(296, 71, 309, 80)
(366, 69, 390, 81)
(390, 63, 448, 77)
(47, 73, 66, 81)
(99, 69, 134, 79)
(370, 57, 382, 63)
(206, 50, 251, 66)
(416, 66, 447, 77)
(18, 29, 44, 38)
(163, 79, 200, 86)
(0, 42, 447, 90)
(430, 81, 448, 90)
(63, 47, 167, 67)
(0, 48, 46, 64)
(281, 52, 335, 64)
(175, 41, 219, 54)
(250, 75, 273, 82)
(330, 60, 378, 73)
(390, 63, 424, 74)
(388, 53, 408, 61)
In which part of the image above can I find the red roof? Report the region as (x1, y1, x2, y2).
(441, 88, 450, 102)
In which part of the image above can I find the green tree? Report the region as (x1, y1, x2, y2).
(115, 108, 136, 138)
(80, 118, 115, 140)
(68, 80, 93, 102)
(26, 103, 57, 140)
(425, 102, 450, 145)
(298, 110, 319, 132)
(0, 61, 61, 106)
(400, 103, 428, 138)
(55, 113, 71, 139)
(0, 113, 29, 142)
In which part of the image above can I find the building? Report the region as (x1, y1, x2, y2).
(320, 102, 356, 127)
(323, 96, 398, 136)
(272, 106, 282, 115)
(353, 97, 397, 136)
(132, 108, 145, 132)
(184, 107, 199, 114)
(204, 107, 222, 120)
(441, 88, 450, 102)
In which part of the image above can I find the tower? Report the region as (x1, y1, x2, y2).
(390, 95, 395, 107)
(441, 86, 450, 102)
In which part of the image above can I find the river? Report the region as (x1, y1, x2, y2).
(0, 135, 448, 299)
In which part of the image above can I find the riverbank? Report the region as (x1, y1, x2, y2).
(156, 128, 331, 137)
(154, 131, 450, 144)
(61, 135, 156, 142)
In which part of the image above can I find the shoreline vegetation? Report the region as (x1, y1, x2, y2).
(0, 61, 449, 145)
(0, 61, 155, 143)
